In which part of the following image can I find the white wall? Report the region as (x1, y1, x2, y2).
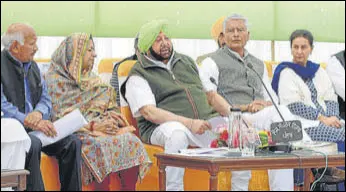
(2, 36, 345, 74)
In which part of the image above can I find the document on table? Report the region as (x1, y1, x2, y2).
(179, 147, 228, 155)
(177, 147, 242, 157)
(29, 109, 88, 147)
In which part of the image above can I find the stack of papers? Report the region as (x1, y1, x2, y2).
(291, 141, 338, 154)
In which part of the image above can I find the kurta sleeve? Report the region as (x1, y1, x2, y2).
(278, 69, 320, 120)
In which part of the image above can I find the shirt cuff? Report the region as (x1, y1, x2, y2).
(16, 112, 26, 125)
(34, 104, 50, 120)
(203, 82, 217, 92)
(132, 100, 156, 118)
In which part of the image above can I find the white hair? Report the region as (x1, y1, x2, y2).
(223, 13, 250, 33)
(1, 31, 25, 50)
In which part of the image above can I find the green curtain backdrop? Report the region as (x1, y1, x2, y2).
(1, 1, 344, 42)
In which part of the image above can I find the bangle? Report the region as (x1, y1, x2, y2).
(90, 121, 95, 132)
(317, 114, 323, 121)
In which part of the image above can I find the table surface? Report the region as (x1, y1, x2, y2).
(1, 169, 30, 191)
(155, 150, 345, 191)
(155, 150, 345, 170)
(1, 169, 30, 177)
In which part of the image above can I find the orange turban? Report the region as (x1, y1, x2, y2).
(210, 16, 226, 42)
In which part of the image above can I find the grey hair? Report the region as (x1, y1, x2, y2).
(1, 31, 25, 50)
(223, 14, 250, 33)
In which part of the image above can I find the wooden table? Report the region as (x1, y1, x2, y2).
(1, 169, 30, 191)
(155, 150, 345, 191)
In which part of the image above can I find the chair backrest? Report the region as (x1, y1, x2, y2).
(98, 58, 123, 85)
(98, 58, 122, 74)
(264, 61, 279, 79)
(264, 61, 328, 80)
(116, 60, 138, 135)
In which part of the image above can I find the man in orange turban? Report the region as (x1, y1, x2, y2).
(196, 16, 226, 65)
(211, 16, 226, 48)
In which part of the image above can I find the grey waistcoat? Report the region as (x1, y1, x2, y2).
(334, 50, 345, 68)
(210, 47, 264, 105)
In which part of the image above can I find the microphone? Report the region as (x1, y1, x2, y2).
(247, 63, 297, 153)
(246, 63, 285, 122)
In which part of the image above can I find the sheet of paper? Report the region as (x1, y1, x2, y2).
(178, 147, 228, 155)
(176, 147, 241, 157)
(29, 109, 88, 147)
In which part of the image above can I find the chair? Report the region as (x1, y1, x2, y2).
(98, 58, 123, 74)
(264, 61, 279, 79)
(98, 58, 122, 85)
(40, 144, 122, 191)
(38, 57, 123, 191)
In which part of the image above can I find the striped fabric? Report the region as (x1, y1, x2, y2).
(110, 55, 137, 106)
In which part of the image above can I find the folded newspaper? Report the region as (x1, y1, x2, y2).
(29, 109, 88, 147)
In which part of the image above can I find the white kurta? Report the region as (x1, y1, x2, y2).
(326, 55, 345, 101)
(1, 114, 31, 170)
(278, 67, 338, 128)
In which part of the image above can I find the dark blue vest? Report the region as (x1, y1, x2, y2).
(1, 50, 42, 114)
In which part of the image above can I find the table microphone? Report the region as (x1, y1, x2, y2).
(246, 63, 285, 122)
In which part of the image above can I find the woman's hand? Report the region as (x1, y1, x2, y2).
(89, 121, 117, 136)
(117, 126, 136, 135)
(319, 115, 342, 128)
(89, 130, 108, 137)
(109, 112, 127, 127)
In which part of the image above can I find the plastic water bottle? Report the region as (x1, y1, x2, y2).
(228, 108, 256, 156)
(228, 108, 242, 152)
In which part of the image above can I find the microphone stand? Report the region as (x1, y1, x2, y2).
(246, 63, 295, 153)
(209, 77, 249, 129)
(246, 63, 286, 122)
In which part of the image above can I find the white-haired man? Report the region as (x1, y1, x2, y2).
(198, 14, 297, 191)
(1, 23, 82, 191)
